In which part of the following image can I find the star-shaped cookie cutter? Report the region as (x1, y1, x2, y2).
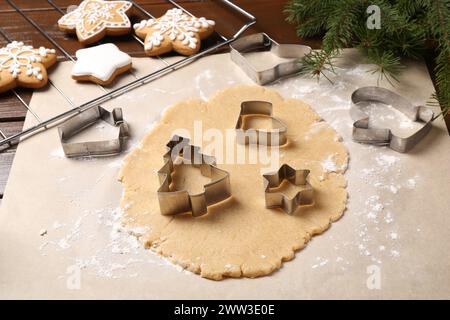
(58, 106, 129, 158)
(263, 164, 314, 215)
(350, 87, 434, 153)
(230, 32, 311, 85)
(235, 100, 287, 146)
(157, 135, 231, 217)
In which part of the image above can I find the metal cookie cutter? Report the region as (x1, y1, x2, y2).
(58, 106, 129, 158)
(230, 32, 311, 85)
(350, 87, 434, 153)
(235, 101, 287, 146)
(263, 164, 314, 215)
(157, 135, 231, 217)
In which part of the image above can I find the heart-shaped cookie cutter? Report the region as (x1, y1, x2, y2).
(157, 135, 231, 217)
(350, 87, 434, 153)
(263, 164, 314, 215)
(235, 100, 287, 146)
(230, 32, 311, 85)
(58, 106, 129, 158)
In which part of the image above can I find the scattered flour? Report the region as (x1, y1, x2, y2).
(322, 154, 338, 173)
(50, 148, 65, 158)
(311, 257, 329, 269)
(38, 63, 424, 280)
(375, 154, 399, 167)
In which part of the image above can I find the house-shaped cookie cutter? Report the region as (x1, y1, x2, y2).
(230, 32, 311, 85)
(263, 164, 314, 215)
(58, 106, 129, 158)
(157, 135, 231, 217)
(350, 87, 434, 153)
(235, 100, 287, 146)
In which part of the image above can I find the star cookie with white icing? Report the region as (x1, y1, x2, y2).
(71, 43, 132, 85)
(0, 41, 57, 94)
(58, 0, 133, 46)
(134, 8, 215, 56)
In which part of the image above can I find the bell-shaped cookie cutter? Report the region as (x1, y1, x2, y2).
(230, 32, 311, 85)
(58, 106, 129, 158)
(263, 164, 314, 215)
(157, 135, 232, 217)
(350, 87, 434, 153)
(235, 100, 287, 146)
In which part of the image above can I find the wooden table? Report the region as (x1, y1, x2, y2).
(0, 0, 445, 205)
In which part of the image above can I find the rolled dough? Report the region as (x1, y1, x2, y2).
(118, 85, 349, 280)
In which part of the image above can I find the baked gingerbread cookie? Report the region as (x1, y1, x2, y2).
(71, 43, 132, 85)
(133, 8, 215, 56)
(0, 41, 57, 94)
(58, 0, 133, 46)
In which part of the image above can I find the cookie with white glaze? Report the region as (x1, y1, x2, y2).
(0, 41, 57, 94)
(133, 8, 215, 56)
(71, 43, 132, 85)
(58, 0, 133, 46)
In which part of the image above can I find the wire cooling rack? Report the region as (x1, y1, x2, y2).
(0, 0, 256, 148)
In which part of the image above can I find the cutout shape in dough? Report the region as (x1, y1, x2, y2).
(119, 85, 349, 280)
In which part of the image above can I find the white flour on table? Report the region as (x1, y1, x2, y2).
(38, 60, 424, 280)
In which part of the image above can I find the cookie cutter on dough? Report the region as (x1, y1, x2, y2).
(58, 106, 129, 158)
(350, 87, 434, 153)
(230, 32, 311, 85)
(235, 100, 287, 146)
(263, 164, 314, 215)
(157, 135, 231, 217)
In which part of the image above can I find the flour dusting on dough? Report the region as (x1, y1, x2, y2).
(118, 85, 349, 280)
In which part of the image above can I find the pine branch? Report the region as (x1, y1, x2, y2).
(284, 0, 334, 37)
(386, 24, 426, 58)
(366, 50, 404, 86)
(285, 0, 450, 120)
(396, 0, 429, 17)
(322, 0, 361, 51)
(299, 49, 340, 83)
(428, 0, 450, 117)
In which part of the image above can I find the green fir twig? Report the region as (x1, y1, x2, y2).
(285, 0, 450, 120)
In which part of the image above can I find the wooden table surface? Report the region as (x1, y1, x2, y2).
(0, 0, 445, 205)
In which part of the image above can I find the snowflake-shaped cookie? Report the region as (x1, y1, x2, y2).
(0, 41, 57, 93)
(58, 0, 133, 45)
(134, 8, 215, 56)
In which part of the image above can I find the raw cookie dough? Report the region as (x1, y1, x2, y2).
(119, 85, 349, 280)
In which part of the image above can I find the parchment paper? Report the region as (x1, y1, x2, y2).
(0, 49, 449, 299)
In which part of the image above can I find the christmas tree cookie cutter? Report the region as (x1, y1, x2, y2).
(350, 87, 434, 153)
(235, 100, 288, 146)
(230, 32, 311, 85)
(157, 135, 231, 217)
(263, 164, 314, 215)
(58, 106, 129, 158)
